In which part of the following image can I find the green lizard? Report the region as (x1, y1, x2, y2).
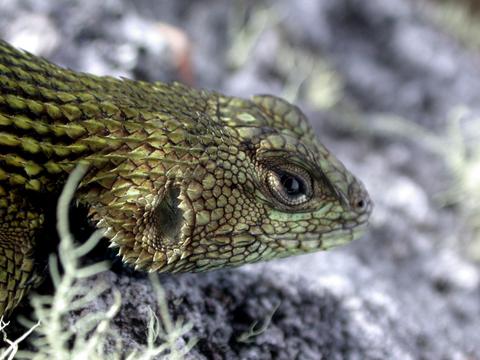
(0, 40, 372, 317)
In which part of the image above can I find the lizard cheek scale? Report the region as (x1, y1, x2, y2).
(0, 40, 372, 316)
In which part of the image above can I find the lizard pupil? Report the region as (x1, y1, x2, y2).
(280, 173, 304, 196)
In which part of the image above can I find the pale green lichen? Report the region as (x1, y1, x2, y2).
(236, 302, 280, 344)
(439, 109, 480, 260)
(341, 106, 480, 260)
(424, 0, 480, 52)
(227, 3, 343, 108)
(0, 165, 195, 359)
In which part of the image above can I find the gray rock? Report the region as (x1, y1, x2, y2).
(0, 0, 479, 358)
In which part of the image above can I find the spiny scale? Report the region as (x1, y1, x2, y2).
(0, 40, 372, 317)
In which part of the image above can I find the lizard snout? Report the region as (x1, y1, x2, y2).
(348, 181, 373, 217)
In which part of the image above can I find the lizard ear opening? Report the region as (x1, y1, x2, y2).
(104, 182, 190, 272)
(152, 185, 183, 245)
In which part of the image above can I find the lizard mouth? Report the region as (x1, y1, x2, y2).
(271, 220, 369, 252)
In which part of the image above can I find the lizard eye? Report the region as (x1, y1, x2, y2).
(266, 166, 313, 206)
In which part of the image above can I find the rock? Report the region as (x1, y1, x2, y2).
(0, 0, 479, 358)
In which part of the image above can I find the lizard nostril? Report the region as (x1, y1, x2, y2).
(348, 186, 371, 213)
(356, 199, 365, 210)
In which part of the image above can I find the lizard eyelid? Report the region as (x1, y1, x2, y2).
(266, 165, 313, 207)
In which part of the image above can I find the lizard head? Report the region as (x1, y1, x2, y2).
(82, 91, 371, 272)
(193, 94, 373, 268)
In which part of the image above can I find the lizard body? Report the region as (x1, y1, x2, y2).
(0, 40, 371, 316)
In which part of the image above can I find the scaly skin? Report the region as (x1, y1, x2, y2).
(0, 40, 372, 316)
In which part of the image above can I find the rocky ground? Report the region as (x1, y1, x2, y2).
(1, 0, 480, 359)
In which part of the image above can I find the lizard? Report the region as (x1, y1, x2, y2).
(0, 39, 372, 317)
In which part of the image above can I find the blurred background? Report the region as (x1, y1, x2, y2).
(1, 0, 479, 359)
